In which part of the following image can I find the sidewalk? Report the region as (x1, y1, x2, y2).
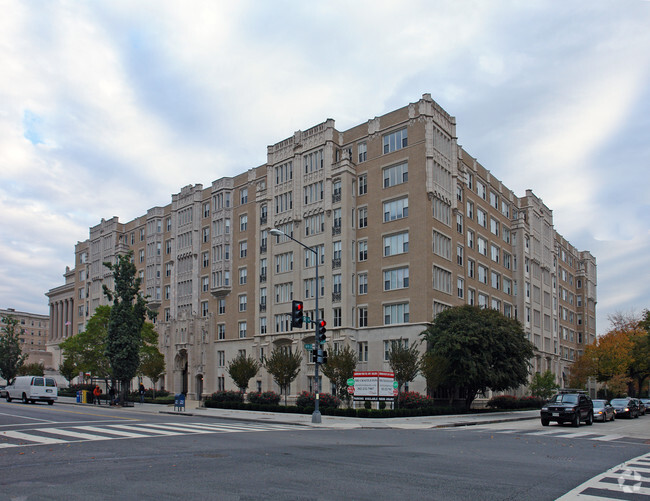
(55, 396, 539, 430)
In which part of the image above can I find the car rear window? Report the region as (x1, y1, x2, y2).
(45, 378, 56, 387)
(33, 377, 44, 386)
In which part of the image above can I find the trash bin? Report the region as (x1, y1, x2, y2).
(82, 390, 89, 404)
(76, 390, 81, 403)
(174, 393, 185, 412)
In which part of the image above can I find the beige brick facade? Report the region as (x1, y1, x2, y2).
(46, 94, 597, 399)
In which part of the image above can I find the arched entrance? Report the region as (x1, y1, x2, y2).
(174, 350, 188, 395)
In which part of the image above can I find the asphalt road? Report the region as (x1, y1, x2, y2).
(1, 400, 649, 500)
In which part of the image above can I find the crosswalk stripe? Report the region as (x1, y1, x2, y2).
(0, 430, 68, 445)
(75, 425, 152, 438)
(589, 434, 625, 442)
(36, 428, 111, 441)
(108, 424, 183, 436)
(0, 421, 304, 448)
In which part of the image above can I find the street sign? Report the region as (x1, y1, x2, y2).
(393, 381, 398, 389)
(347, 386, 355, 394)
(347, 378, 355, 386)
(304, 343, 313, 350)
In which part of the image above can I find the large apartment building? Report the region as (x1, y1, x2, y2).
(46, 94, 597, 399)
(0, 308, 52, 370)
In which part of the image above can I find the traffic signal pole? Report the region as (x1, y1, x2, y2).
(270, 228, 321, 424)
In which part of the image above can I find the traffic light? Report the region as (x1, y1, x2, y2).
(317, 320, 327, 343)
(322, 350, 328, 365)
(291, 300, 304, 328)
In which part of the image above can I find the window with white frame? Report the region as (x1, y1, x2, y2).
(457, 245, 464, 266)
(358, 206, 368, 228)
(490, 217, 499, 236)
(383, 162, 408, 188)
(433, 230, 451, 260)
(240, 188, 248, 205)
(384, 303, 409, 325)
(275, 252, 294, 273)
(478, 236, 488, 256)
(358, 240, 368, 261)
(239, 267, 247, 285)
(491, 244, 500, 263)
(358, 273, 368, 295)
(239, 321, 247, 338)
(239, 294, 247, 312)
(467, 259, 475, 279)
(478, 264, 488, 284)
(240, 214, 248, 232)
(384, 267, 409, 290)
(477, 208, 487, 228)
(476, 180, 486, 200)
(383, 197, 408, 222)
(432, 266, 451, 293)
(383, 231, 409, 257)
(457, 277, 464, 298)
(358, 142, 367, 163)
(239, 241, 247, 258)
(383, 128, 408, 154)
(358, 174, 367, 195)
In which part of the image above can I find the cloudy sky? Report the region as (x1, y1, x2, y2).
(1, 0, 648, 334)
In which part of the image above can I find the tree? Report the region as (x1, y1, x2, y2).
(59, 305, 113, 379)
(227, 353, 261, 392)
(387, 340, 421, 395)
(320, 344, 357, 404)
(18, 362, 45, 376)
(529, 370, 558, 399)
(138, 322, 166, 398)
(58, 356, 78, 384)
(0, 315, 27, 385)
(421, 305, 534, 410)
(103, 251, 155, 404)
(263, 347, 302, 405)
(420, 351, 450, 397)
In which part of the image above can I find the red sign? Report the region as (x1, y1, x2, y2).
(347, 386, 355, 394)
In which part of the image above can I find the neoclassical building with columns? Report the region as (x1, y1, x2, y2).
(46, 94, 597, 400)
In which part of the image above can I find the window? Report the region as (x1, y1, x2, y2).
(383, 162, 408, 188)
(490, 218, 499, 236)
(358, 240, 368, 261)
(166, 262, 172, 277)
(239, 241, 247, 258)
(202, 251, 209, 268)
(503, 277, 512, 295)
(239, 294, 247, 312)
(218, 324, 226, 339)
(491, 271, 500, 290)
(383, 128, 408, 154)
(383, 231, 409, 257)
(304, 214, 325, 236)
(384, 267, 409, 290)
(467, 230, 475, 249)
(456, 245, 464, 266)
(358, 142, 367, 163)
(218, 299, 226, 315)
(432, 196, 450, 225)
(477, 208, 487, 228)
(274, 192, 293, 214)
(503, 252, 511, 270)
(467, 259, 475, 279)
(433, 230, 451, 260)
(240, 215, 248, 232)
(457, 277, 464, 298)
(240, 188, 248, 205)
(275, 161, 293, 184)
(239, 268, 247, 285)
(456, 213, 463, 234)
(202, 277, 209, 292)
(139, 249, 145, 263)
(304, 181, 324, 204)
(358, 273, 368, 295)
(303, 149, 324, 173)
(478, 236, 487, 256)
(358, 207, 368, 228)
(201, 301, 209, 317)
(384, 303, 409, 325)
(358, 174, 367, 195)
(239, 321, 247, 338)
(333, 274, 342, 294)
(490, 244, 500, 263)
(358, 342, 368, 361)
(478, 264, 488, 284)
(358, 307, 368, 327)
(489, 191, 499, 209)
(466, 201, 474, 220)
(476, 180, 486, 200)
(432, 266, 451, 293)
(383, 197, 408, 222)
(275, 252, 294, 273)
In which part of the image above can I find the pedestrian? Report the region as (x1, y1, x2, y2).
(139, 383, 145, 404)
(109, 386, 116, 406)
(93, 385, 102, 405)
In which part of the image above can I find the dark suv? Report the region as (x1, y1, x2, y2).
(541, 391, 593, 427)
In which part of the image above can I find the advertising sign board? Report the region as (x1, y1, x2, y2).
(353, 371, 395, 401)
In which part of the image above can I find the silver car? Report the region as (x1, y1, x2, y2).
(592, 399, 615, 422)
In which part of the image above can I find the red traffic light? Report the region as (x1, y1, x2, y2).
(319, 320, 326, 328)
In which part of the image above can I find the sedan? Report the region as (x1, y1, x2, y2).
(636, 399, 646, 416)
(592, 399, 615, 422)
(610, 397, 639, 419)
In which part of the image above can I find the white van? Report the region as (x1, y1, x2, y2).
(5, 376, 58, 405)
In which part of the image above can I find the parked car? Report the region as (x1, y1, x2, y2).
(636, 398, 646, 416)
(592, 399, 615, 422)
(640, 398, 650, 415)
(540, 391, 593, 427)
(0, 385, 6, 398)
(610, 397, 639, 419)
(4, 376, 58, 405)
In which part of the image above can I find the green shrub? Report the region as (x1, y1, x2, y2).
(486, 395, 545, 409)
(247, 391, 281, 405)
(208, 390, 244, 403)
(295, 391, 340, 409)
(397, 391, 434, 409)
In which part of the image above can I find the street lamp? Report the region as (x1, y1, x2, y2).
(269, 227, 322, 424)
